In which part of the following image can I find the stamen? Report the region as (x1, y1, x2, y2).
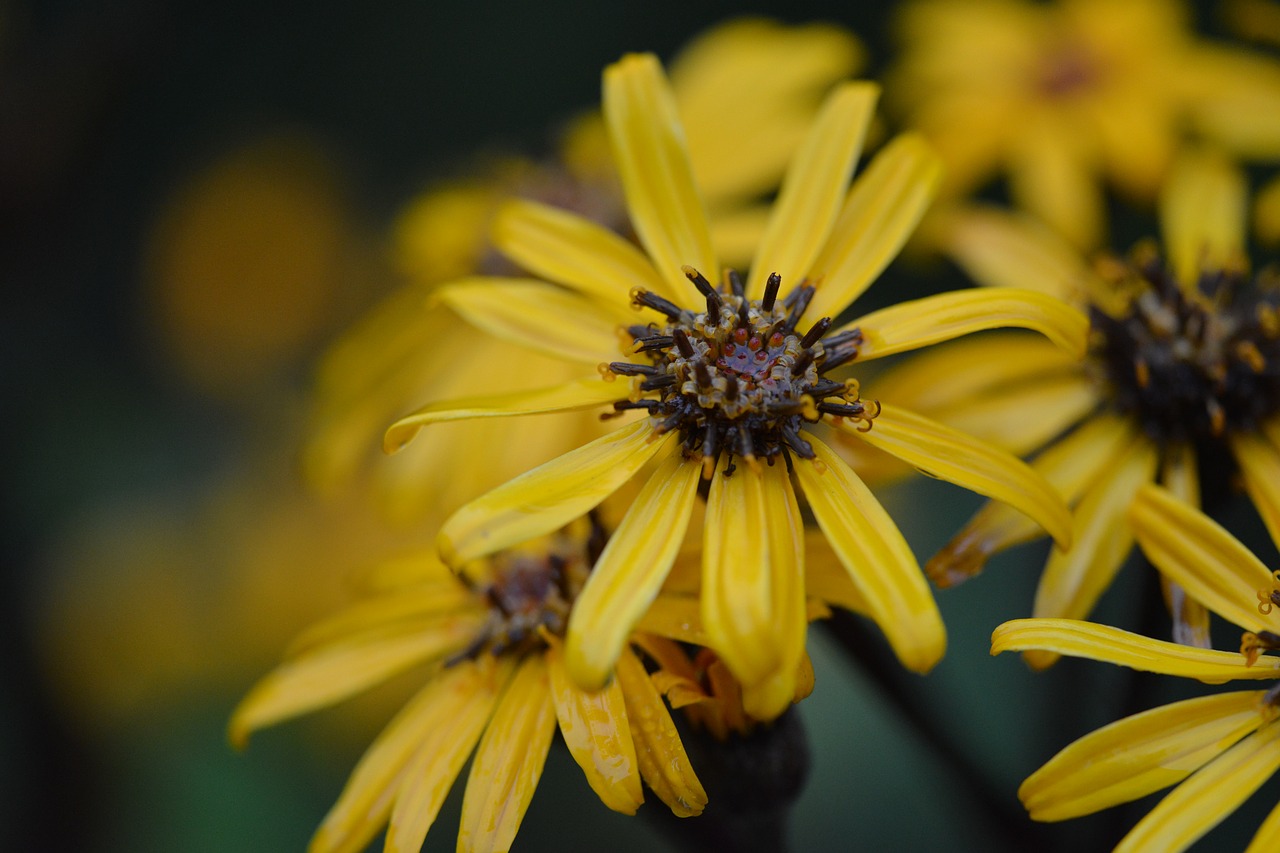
(630, 288, 684, 320)
(673, 328, 695, 357)
(762, 272, 782, 311)
(726, 268, 745, 298)
(609, 361, 659, 376)
(783, 286, 816, 334)
(633, 334, 674, 353)
(682, 265, 723, 315)
(800, 317, 832, 349)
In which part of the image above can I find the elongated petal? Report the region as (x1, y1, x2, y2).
(1129, 483, 1275, 634)
(849, 404, 1073, 549)
(1160, 150, 1247, 292)
(287, 585, 482, 658)
(1248, 796, 1280, 853)
(928, 414, 1132, 587)
(1027, 437, 1157, 668)
(434, 277, 623, 364)
(1159, 444, 1211, 649)
(565, 451, 700, 690)
(839, 287, 1089, 362)
(491, 198, 680, 304)
(382, 662, 508, 853)
(1230, 430, 1280, 554)
(1021, 691, 1267, 822)
(230, 617, 482, 746)
(438, 423, 674, 566)
(943, 205, 1102, 302)
(806, 134, 942, 320)
(804, 529, 870, 616)
(384, 377, 622, 453)
(991, 619, 1280, 681)
(634, 594, 707, 645)
(310, 662, 502, 853)
(616, 646, 707, 817)
(544, 638, 643, 815)
(604, 54, 716, 300)
(1116, 722, 1280, 853)
(1009, 114, 1103, 251)
(794, 433, 945, 673)
(747, 82, 878, 298)
(457, 656, 558, 853)
(925, 373, 1097, 457)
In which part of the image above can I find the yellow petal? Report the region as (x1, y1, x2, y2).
(457, 656, 558, 853)
(1020, 691, 1267, 823)
(381, 661, 509, 853)
(840, 287, 1089, 362)
(286, 584, 482, 658)
(615, 646, 707, 817)
(565, 451, 700, 690)
(1158, 444, 1210, 649)
(434, 277, 622, 364)
(1116, 722, 1280, 853)
(1230, 430, 1280, 552)
(1129, 483, 1275, 634)
(928, 414, 1133, 586)
(1160, 150, 1247, 291)
(490, 198, 680, 304)
(633, 593, 707, 645)
(438, 422, 674, 566)
(1008, 113, 1104, 251)
(545, 638, 643, 815)
(1257, 173, 1280, 246)
(310, 662, 503, 853)
(942, 205, 1100, 302)
(991, 618, 1280, 681)
(1247, 795, 1280, 853)
(804, 528, 870, 616)
(1028, 437, 1158, 668)
(794, 433, 945, 673)
(925, 372, 1097, 457)
(604, 54, 716, 300)
(806, 133, 943, 321)
(384, 377, 621, 453)
(747, 82, 879, 298)
(849, 403, 1073, 549)
(229, 616, 483, 747)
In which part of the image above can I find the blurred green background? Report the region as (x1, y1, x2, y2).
(4, 1, 1278, 850)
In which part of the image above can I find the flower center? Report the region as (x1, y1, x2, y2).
(605, 267, 877, 476)
(1035, 39, 1103, 99)
(1090, 246, 1280, 444)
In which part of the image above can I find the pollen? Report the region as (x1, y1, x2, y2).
(608, 266, 875, 476)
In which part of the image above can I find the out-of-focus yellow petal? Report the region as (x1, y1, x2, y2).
(1257, 174, 1280, 246)
(457, 656, 557, 853)
(841, 287, 1089, 362)
(806, 134, 942, 321)
(565, 451, 700, 690)
(229, 616, 482, 747)
(1231, 429, 1280, 552)
(310, 661, 503, 853)
(1008, 113, 1104, 251)
(708, 203, 770, 269)
(1020, 691, 1267, 823)
(604, 54, 716, 301)
(491, 199, 679, 304)
(286, 585, 482, 658)
(434, 277, 622, 364)
(942, 205, 1100, 302)
(438, 424, 674, 566)
(1248, 795, 1280, 853)
(1028, 437, 1157, 668)
(1159, 150, 1247, 291)
(673, 18, 864, 206)
(615, 646, 707, 817)
(383, 378, 620, 453)
(382, 661, 509, 853)
(794, 433, 945, 673)
(804, 529, 870, 616)
(747, 82, 879, 298)
(545, 638, 643, 816)
(1130, 483, 1274, 634)
(1116, 722, 1280, 853)
(1090, 86, 1176, 203)
(925, 373, 1097, 457)
(928, 414, 1132, 587)
(992, 618, 1280, 681)
(634, 593, 707, 645)
(849, 403, 1073, 549)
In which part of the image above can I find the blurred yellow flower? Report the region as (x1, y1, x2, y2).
(304, 18, 864, 523)
(385, 52, 1085, 719)
(232, 521, 718, 853)
(993, 483, 1280, 852)
(890, 0, 1280, 249)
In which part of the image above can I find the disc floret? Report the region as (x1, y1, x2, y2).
(606, 266, 877, 475)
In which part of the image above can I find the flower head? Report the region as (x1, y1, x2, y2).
(387, 53, 1086, 718)
(230, 518, 713, 853)
(992, 483, 1280, 851)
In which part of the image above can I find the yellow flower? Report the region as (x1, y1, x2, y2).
(303, 19, 864, 522)
(993, 483, 1280, 852)
(231, 520, 716, 853)
(386, 53, 1086, 719)
(915, 149, 1280, 667)
(890, 0, 1280, 249)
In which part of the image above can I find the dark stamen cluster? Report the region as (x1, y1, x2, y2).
(446, 519, 604, 665)
(1091, 246, 1280, 445)
(606, 266, 877, 476)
